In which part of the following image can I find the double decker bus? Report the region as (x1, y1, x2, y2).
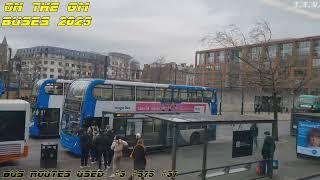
(29, 79, 72, 137)
(0, 100, 30, 163)
(60, 79, 217, 155)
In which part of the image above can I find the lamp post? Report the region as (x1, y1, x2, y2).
(6, 48, 12, 99)
(219, 78, 223, 115)
(241, 86, 244, 115)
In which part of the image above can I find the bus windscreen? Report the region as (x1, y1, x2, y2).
(0, 111, 26, 142)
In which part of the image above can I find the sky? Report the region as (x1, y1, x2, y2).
(1, 0, 320, 65)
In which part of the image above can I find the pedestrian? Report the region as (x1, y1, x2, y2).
(106, 128, 115, 169)
(79, 128, 90, 168)
(261, 131, 276, 177)
(254, 104, 257, 114)
(257, 104, 261, 114)
(91, 127, 99, 164)
(128, 138, 147, 180)
(109, 135, 128, 178)
(94, 130, 110, 170)
(87, 125, 95, 164)
(250, 123, 259, 149)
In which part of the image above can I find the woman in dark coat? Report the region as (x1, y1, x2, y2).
(129, 139, 146, 180)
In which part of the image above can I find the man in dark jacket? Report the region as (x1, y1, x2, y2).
(261, 131, 276, 177)
(250, 123, 259, 149)
(94, 130, 110, 170)
(79, 128, 90, 168)
(105, 129, 113, 169)
(129, 138, 146, 180)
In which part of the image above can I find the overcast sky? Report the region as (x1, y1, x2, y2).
(1, 0, 320, 65)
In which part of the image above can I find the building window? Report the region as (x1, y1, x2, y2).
(207, 52, 214, 64)
(43, 67, 47, 71)
(228, 50, 242, 63)
(50, 69, 54, 72)
(250, 47, 262, 60)
(297, 41, 310, 56)
(72, 64, 75, 67)
(280, 43, 292, 59)
(44, 61, 48, 64)
(314, 40, 320, 57)
(268, 45, 277, 59)
(42, 74, 47, 78)
(294, 69, 306, 77)
(50, 75, 54, 78)
(214, 65, 221, 71)
(198, 53, 205, 65)
(59, 62, 62, 66)
(217, 51, 224, 63)
(313, 59, 320, 68)
(51, 61, 54, 65)
(65, 63, 69, 67)
(58, 69, 62, 73)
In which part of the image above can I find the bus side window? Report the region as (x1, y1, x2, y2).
(136, 86, 155, 101)
(173, 89, 188, 102)
(189, 90, 203, 102)
(115, 85, 135, 101)
(156, 88, 172, 102)
(203, 90, 213, 102)
(93, 84, 113, 101)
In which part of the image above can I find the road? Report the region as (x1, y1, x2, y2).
(1, 118, 320, 180)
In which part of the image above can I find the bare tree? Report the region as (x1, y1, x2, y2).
(202, 19, 310, 140)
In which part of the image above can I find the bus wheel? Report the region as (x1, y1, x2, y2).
(190, 133, 200, 145)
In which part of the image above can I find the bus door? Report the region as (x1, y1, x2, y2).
(37, 108, 60, 136)
(142, 118, 162, 147)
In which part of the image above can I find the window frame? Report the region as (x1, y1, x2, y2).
(92, 84, 113, 101)
(114, 85, 135, 101)
(136, 86, 155, 102)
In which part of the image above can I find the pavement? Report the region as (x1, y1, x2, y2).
(1, 114, 320, 180)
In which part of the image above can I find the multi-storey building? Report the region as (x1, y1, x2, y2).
(195, 36, 320, 90)
(141, 62, 194, 85)
(14, 46, 105, 88)
(106, 52, 141, 81)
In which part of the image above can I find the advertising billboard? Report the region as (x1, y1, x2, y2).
(297, 120, 320, 158)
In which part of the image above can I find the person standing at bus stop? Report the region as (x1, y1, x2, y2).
(109, 135, 128, 178)
(128, 138, 147, 180)
(94, 129, 110, 170)
(79, 128, 90, 168)
(261, 131, 276, 177)
(250, 123, 259, 149)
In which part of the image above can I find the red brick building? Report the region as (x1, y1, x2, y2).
(195, 36, 320, 90)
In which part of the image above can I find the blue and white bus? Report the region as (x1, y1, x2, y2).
(60, 79, 217, 155)
(29, 79, 72, 137)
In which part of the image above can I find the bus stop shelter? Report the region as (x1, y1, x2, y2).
(146, 113, 276, 180)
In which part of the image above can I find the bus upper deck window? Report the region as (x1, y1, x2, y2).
(115, 85, 135, 101)
(189, 90, 203, 102)
(203, 91, 213, 102)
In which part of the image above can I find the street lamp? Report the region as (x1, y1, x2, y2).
(219, 78, 223, 115)
(241, 86, 244, 115)
(6, 48, 12, 99)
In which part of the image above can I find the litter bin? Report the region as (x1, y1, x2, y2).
(40, 143, 58, 168)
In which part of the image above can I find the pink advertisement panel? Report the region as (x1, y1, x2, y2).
(136, 102, 207, 112)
